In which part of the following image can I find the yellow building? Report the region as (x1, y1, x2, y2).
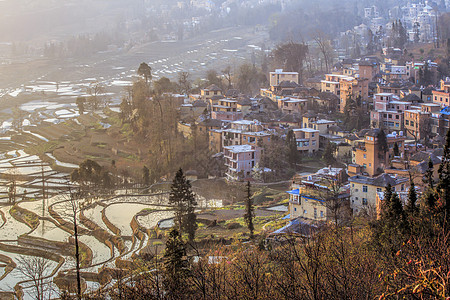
(287, 167, 350, 221)
(349, 173, 409, 215)
(270, 69, 299, 87)
(201, 84, 222, 101)
(352, 129, 406, 177)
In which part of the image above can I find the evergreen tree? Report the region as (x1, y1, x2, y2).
(244, 181, 255, 239)
(322, 142, 336, 165)
(163, 229, 189, 299)
(425, 157, 434, 188)
(381, 184, 393, 219)
(405, 180, 418, 215)
(286, 130, 300, 169)
(137, 62, 152, 84)
(437, 129, 450, 224)
(142, 166, 150, 187)
(169, 169, 197, 239)
(377, 129, 388, 158)
(393, 142, 400, 157)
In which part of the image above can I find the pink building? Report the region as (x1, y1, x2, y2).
(223, 145, 263, 181)
(371, 93, 413, 132)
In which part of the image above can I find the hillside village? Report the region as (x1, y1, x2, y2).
(164, 1, 450, 234)
(0, 1, 450, 298)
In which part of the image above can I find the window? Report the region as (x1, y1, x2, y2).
(303, 210, 307, 214)
(294, 207, 297, 211)
(410, 121, 415, 127)
(406, 120, 409, 125)
(362, 198, 368, 205)
(396, 115, 399, 119)
(320, 211, 324, 218)
(314, 208, 317, 219)
(363, 154, 366, 159)
(377, 188, 382, 192)
(312, 133, 315, 138)
(363, 185, 368, 192)
(312, 141, 316, 146)
(401, 184, 405, 191)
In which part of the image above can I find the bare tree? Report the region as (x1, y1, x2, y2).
(313, 30, 334, 73)
(16, 256, 52, 300)
(86, 82, 106, 110)
(222, 66, 233, 90)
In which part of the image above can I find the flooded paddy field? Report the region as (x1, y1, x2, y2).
(0, 25, 271, 297)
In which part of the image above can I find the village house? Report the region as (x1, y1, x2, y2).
(370, 93, 416, 132)
(211, 99, 242, 121)
(302, 116, 338, 134)
(260, 69, 300, 102)
(349, 173, 409, 215)
(339, 77, 369, 113)
(404, 103, 440, 140)
(270, 69, 299, 87)
(292, 128, 320, 154)
(432, 79, 450, 107)
(287, 167, 350, 222)
(352, 129, 406, 177)
(223, 145, 262, 181)
(201, 84, 223, 101)
(277, 97, 307, 115)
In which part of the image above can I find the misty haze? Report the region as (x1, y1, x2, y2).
(0, 0, 449, 299)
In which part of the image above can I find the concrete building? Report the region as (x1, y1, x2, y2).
(432, 79, 450, 107)
(223, 145, 262, 181)
(287, 167, 350, 222)
(292, 128, 320, 154)
(277, 97, 307, 115)
(349, 173, 409, 215)
(270, 69, 299, 87)
(352, 129, 406, 177)
(201, 84, 222, 101)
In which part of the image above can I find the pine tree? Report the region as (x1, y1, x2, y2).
(142, 166, 150, 187)
(323, 142, 335, 165)
(377, 129, 388, 160)
(381, 184, 393, 219)
(163, 229, 189, 299)
(393, 142, 399, 157)
(425, 158, 434, 188)
(437, 129, 450, 224)
(244, 181, 255, 239)
(169, 168, 197, 239)
(286, 130, 300, 169)
(405, 180, 418, 215)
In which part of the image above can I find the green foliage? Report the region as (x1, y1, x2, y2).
(142, 166, 150, 187)
(70, 159, 112, 189)
(154, 77, 176, 95)
(169, 169, 197, 241)
(272, 42, 308, 82)
(243, 181, 255, 239)
(393, 142, 399, 157)
(391, 20, 408, 49)
(76, 96, 85, 115)
(405, 180, 418, 216)
(163, 229, 189, 299)
(377, 129, 388, 155)
(286, 130, 300, 168)
(137, 62, 152, 83)
(322, 141, 336, 165)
